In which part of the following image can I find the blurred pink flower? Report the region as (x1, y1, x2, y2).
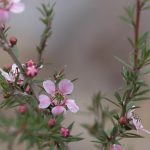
(127, 109, 150, 134)
(109, 144, 122, 150)
(0, 0, 24, 23)
(0, 9, 9, 23)
(38, 79, 79, 116)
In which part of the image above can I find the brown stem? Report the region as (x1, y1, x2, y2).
(134, 0, 141, 72)
(37, 23, 51, 66)
(109, 0, 143, 146)
(8, 142, 13, 150)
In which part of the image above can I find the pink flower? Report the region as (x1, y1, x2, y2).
(0, 64, 24, 85)
(25, 60, 38, 78)
(127, 109, 150, 134)
(0, 0, 24, 23)
(60, 127, 70, 138)
(109, 144, 122, 150)
(26, 60, 34, 67)
(26, 65, 38, 77)
(38, 79, 79, 116)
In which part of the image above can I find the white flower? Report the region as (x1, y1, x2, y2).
(0, 64, 24, 85)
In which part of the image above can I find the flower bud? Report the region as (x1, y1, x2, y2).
(25, 85, 30, 93)
(26, 66, 38, 77)
(0, 24, 5, 31)
(26, 60, 34, 67)
(18, 105, 27, 114)
(9, 36, 17, 46)
(119, 116, 127, 125)
(60, 127, 70, 138)
(48, 118, 56, 127)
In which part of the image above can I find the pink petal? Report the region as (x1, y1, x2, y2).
(109, 144, 122, 150)
(66, 99, 79, 113)
(52, 106, 66, 116)
(11, 0, 21, 3)
(0, 9, 9, 23)
(38, 94, 51, 109)
(59, 79, 74, 95)
(132, 118, 143, 130)
(43, 80, 55, 95)
(10, 2, 25, 13)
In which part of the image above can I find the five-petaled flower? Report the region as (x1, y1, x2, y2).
(108, 144, 122, 150)
(126, 108, 150, 134)
(0, 0, 24, 23)
(38, 79, 79, 116)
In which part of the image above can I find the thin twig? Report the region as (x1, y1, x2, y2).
(134, 0, 141, 72)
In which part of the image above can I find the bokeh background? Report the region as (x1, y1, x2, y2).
(1, 0, 150, 149)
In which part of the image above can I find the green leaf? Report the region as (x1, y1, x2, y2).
(114, 56, 132, 69)
(132, 96, 150, 101)
(120, 16, 132, 24)
(121, 132, 143, 138)
(114, 91, 122, 105)
(127, 37, 134, 47)
(67, 122, 75, 131)
(102, 97, 120, 107)
(134, 88, 150, 96)
(143, 5, 150, 10)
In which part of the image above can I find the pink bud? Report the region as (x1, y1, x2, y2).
(9, 36, 17, 46)
(18, 105, 27, 114)
(48, 118, 56, 127)
(4, 64, 12, 70)
(25, 85, 30, 93)
(119, 116, 127, 125)
(60, 127, 70, 138)
(0, 23, 5, 31)
(26, 60, 34, 67)
(26, 66, 38, 78)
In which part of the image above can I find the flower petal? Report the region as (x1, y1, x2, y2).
(43, 80, 55, 95)
(52, 106, 66, 116)
(11, 0, 21, 3)
(38, 94, 51, 109)
(0, 69, 14, 82)
(0, 9, 9, 23)
(132, 118, 143, 130)
(11, 64, 18, 72)
(66, 99, 79, 113)
(59, 79, 74, 95)
(10, 2, 25, 13)
(109, 144, 122, 150)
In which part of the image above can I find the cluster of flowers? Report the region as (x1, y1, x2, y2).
(0, 59, 38, 85)
(0, 60, 79, 137)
